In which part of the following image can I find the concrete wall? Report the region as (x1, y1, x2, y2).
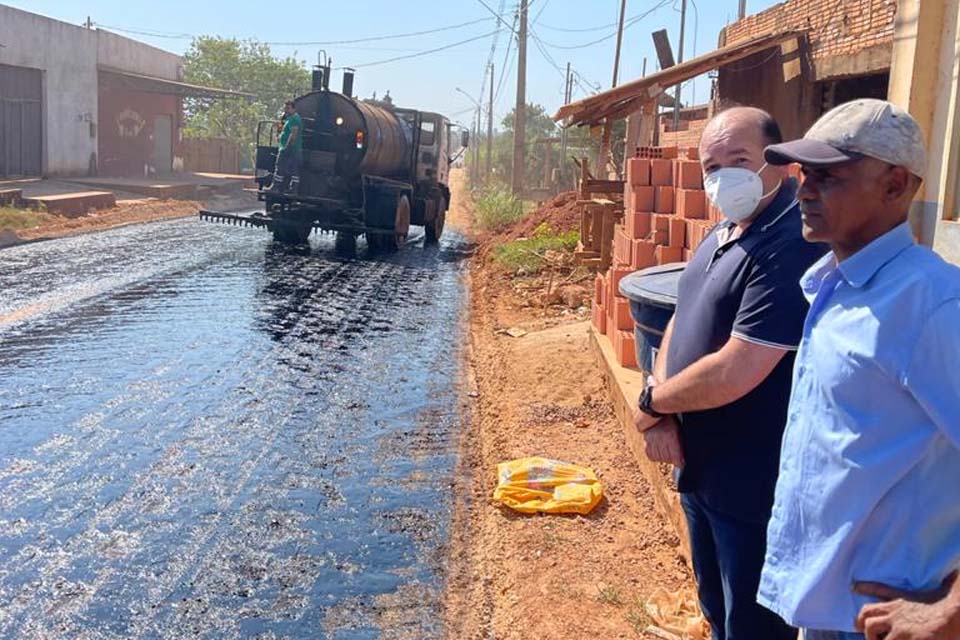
(97, 30, 182, 80)
(0, 6, 186, 177)
(889, 0, 960, 260)
(0, 5, 98, 176)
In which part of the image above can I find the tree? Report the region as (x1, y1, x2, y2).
(493, 103, 559, 188)
(501, 103, 558, 142)
(182, 37, 310, 168)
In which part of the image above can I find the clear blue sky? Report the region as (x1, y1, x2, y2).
(11, 0, 780, 129)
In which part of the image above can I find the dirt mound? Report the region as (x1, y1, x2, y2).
(477, 191, 581, 266)
(497, 191, 581, 243)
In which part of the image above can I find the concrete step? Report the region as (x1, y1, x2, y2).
(23, 191, 117, 218)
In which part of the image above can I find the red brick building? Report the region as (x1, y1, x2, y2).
(718, 0, 897, 139)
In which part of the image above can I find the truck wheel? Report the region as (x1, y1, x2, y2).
(425, 197, 447, 244)
(272, 219, 312, 244)
(365, 232, 383, 252)
(335, 231, 357, 254)
(385, 195, 411, 251)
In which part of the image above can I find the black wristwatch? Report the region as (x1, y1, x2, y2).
(638, 384, 665, 418)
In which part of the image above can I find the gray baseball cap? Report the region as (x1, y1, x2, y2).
(764, 98, 926, 178)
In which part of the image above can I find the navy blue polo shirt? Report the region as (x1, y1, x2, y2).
(667, 181, 827, 522)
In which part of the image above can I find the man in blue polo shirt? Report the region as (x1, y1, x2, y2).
(633, 107, 826, 639)
(759, 100, 960, 640)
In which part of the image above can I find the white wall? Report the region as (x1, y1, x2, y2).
(0, 5, 185, 177)
(97, 30, 182, 80)
(0, 5, 98, 176)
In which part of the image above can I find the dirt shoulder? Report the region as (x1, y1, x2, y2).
(444, 172, 694, 639)
(1, 199, 202, 247)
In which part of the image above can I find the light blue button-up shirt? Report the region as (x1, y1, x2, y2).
(758, 222, 960, 631)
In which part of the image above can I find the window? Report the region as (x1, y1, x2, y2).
(420, 120, 436, 146)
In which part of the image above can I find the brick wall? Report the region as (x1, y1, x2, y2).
(658, 106, 709, 148)
(659, 116, 708, 148)
(723, 0, 896, 66)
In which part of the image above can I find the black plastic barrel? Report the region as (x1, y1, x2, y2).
(618, 263, 685, 373)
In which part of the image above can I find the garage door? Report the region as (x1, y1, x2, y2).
(0, 64, 42, 178)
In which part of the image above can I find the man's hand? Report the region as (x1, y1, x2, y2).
(633, 409, 661, 433)
(854, 571, 960, 640)
(642, 416, 684, 466)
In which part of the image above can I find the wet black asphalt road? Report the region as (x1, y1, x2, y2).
(0, 218, 470, 639)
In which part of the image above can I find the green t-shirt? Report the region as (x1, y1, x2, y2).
(279, 112, 303, 152)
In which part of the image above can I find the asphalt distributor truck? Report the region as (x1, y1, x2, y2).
(200, 64, 467, 249)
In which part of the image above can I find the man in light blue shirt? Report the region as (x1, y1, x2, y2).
(757, 99, 960, 640)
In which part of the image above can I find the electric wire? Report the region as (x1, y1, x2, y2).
(342, 29, 503, 69)
(93, 16, 495, 45)
(532, 0, 672, 50)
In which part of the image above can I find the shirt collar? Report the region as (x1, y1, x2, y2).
(799, 222, 915, 301)
(837, 222, 915, 288)
(800, 252, 837, 302)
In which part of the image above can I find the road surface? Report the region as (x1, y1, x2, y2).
(0, 218, 470, 639)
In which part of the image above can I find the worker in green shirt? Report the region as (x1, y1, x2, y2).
(268, 100, 303, 194)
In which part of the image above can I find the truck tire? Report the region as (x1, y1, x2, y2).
(367, 195, 410, 252)
(272, 219, 312, 244)
(425, 197, 446, 245)
(335, 231, 357, 254)
(365, 232, 383, 252)
(383, 194, 411, 251)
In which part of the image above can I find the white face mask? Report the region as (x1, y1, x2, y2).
(703, 163, 780, 223)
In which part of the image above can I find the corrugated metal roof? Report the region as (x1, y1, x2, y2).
(98, 66, 253, 99)
(554, 31, 804, 127)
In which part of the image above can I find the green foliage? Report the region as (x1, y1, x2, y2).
(492, 223, 579, 274)
(474, 183, 525, 230)
(0, 206, 54, 231)
(182, 37, 310, 168)
(468, 103, 628, 191)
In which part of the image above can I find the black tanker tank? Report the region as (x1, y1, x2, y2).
(293, 91, 412, 179)
(200, 64, 464, 248)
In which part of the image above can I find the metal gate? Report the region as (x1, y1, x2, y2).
(152, 115, 172, 175)
(0, 64, 42, 178)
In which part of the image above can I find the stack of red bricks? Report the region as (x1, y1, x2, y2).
(591, 146, 720, 369)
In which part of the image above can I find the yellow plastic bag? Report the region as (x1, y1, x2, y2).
(492, 456, 603, 515)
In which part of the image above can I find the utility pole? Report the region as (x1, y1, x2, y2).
(738, 0, 747, 20)
(486, 62, 494, 180)
(612, 0, 628, 87)
(84, 16, 93, 29)
(474, 107, 481, 184)
(560, 62, 572, 187)
(673, 0, 687, 130)
(511, 0, 528, 196)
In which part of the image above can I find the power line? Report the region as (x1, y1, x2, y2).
(477, 0, 507, 113)
(475, 0, 518, 34)
(531, 0, 552, 25)
(343, 29, 503, 69)
(533, 0, 672, 50)
(493, 9, 520, 106)
(529, 29, 600, 96)
(94, 16, 495, 45)
(535, 2, 670, 34)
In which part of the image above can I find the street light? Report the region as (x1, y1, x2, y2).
(456, 88, 482, 183)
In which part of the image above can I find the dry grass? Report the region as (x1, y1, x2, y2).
(0, 206, 56, 231)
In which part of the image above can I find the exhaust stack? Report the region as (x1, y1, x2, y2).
(342, 69, 355, 98)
